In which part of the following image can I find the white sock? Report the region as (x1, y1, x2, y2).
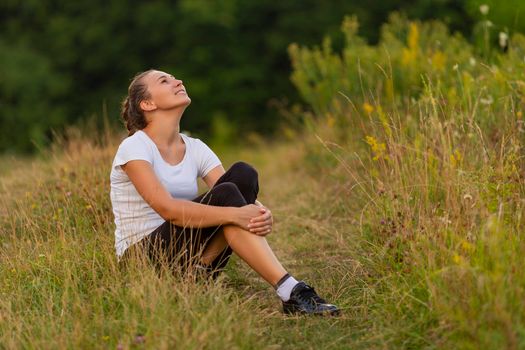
(275, 274, 300, 302)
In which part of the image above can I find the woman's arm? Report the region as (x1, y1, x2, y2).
(202, 165, 226, 188)
(122, 160, 261, 229)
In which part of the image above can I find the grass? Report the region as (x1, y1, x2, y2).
(1, 105, 524, 349)
(0, 131, 364, 349)
(3, 14, 525, 350)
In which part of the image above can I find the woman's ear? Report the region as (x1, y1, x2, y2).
(140, 99, 156, 112)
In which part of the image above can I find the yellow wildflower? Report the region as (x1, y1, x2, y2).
(431, 51, 446, 71)
(401, 23, 419, 66)
(452, 253, 464, 265)
(376, 106, 392, 138)
(450, 149, 462, 168)
(363, 102, 374, 114)
(407, 22, 419, 50)
(401, 48, 417, 66)
(365, 136, 387, 161)
(460, 240, 474, 253)
(326, 113, 335, 128)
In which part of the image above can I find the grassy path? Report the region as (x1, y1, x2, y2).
(218, 140, 368, 349)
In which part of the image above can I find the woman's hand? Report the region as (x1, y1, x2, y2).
(232, 204, 266, 231)
(247, 204, 273, 236)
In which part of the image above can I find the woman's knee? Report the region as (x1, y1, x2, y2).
(230, 161, 258, 179)
(210, 182, 247, 206)
(228, 162, 259, 192)
(222, 162, 258, 204)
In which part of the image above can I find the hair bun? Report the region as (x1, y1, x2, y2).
(120, 70, 153, 136)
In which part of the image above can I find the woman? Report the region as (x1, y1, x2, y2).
(110, 69, 340, 316)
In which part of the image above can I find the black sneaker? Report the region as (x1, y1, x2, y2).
(282, 281, 340, 316)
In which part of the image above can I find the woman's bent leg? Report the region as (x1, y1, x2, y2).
(189, 181, 248, 275)
(141, 181, 249, 278)
(194, 176, 288, 286)
(193, 162, 259, 268)
(196, 161, 260, 266)
(211, 161, 259, 204)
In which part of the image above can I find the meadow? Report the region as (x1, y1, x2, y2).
(1, 15, 525, 349)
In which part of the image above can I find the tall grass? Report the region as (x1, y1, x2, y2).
(289, 13, 525, 349)
(0, 127, 358, 349)
(0, 129, 277, 349)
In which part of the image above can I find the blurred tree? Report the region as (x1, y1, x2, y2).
(0, 0, 519, 152)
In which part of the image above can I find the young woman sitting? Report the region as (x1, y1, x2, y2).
(110, 69, 340, 316)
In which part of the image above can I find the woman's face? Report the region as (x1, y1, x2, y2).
(141, 70, 191, 112)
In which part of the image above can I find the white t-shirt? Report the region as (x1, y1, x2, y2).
(110, 130, 222, 260)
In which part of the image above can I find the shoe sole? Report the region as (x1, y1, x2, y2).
(283, 307, 341, 316)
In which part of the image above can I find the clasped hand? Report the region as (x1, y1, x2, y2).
(235, 203, 273, 236)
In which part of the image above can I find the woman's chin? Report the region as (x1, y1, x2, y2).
(170, 97, 191, 109)
(179, 95, 191, 106)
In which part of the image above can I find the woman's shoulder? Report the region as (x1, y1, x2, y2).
(112, 131, 154, 168)
(180, 131, 210, 149)
(119, 130, 147, 146)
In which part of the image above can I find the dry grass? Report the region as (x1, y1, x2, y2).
(0, 129, 362, 349)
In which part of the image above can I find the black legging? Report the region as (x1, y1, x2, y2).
(120, 161, 259, 279)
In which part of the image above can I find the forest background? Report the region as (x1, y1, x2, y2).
(1, 0, 524, 152)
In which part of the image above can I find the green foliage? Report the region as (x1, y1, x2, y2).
(291, 12, 525, 117)
(0, 40, 68, 152)
(1, 0, 522, 153)
(208, 112, 237, 152)
(0, 0, 363, 152)
(467, 0, 525, 34)
(290, 13, 525, 348)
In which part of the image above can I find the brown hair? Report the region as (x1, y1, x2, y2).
(121, 69, 155, 136)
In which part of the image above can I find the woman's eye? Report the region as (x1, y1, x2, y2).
(161, 79, 167, 83)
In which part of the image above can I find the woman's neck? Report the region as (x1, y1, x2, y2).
(143, 110, 184, 147)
